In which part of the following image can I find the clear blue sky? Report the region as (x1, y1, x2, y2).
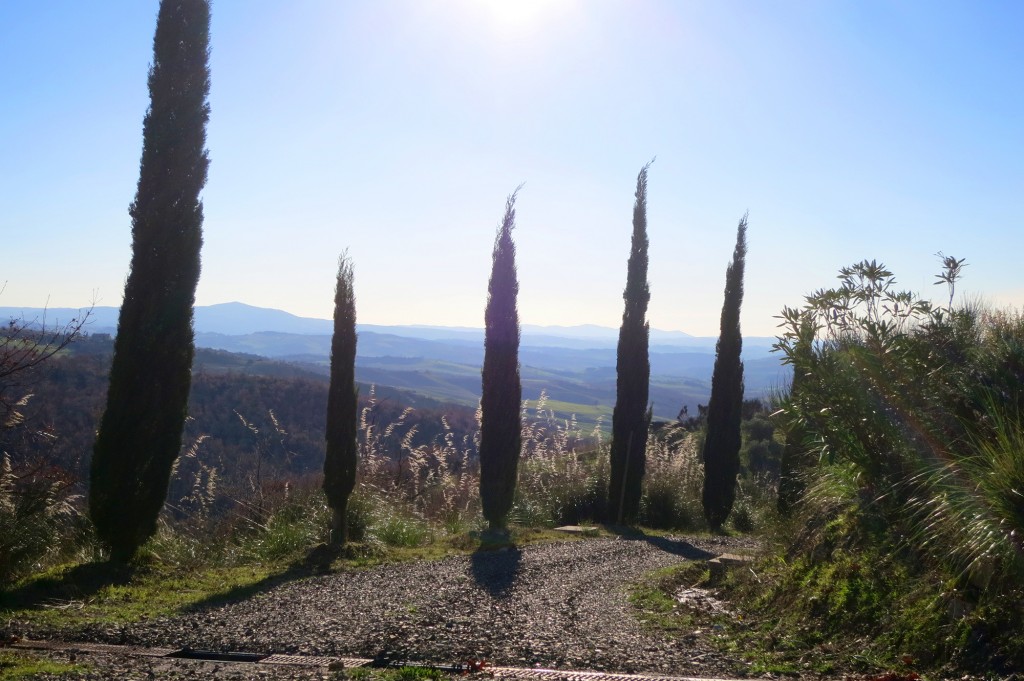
(2, 1, 1021, 336)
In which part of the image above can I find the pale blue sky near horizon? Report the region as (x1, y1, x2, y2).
(2, 1, 1021, 337)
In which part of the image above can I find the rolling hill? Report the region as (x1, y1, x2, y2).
(3, 301, 790, 428)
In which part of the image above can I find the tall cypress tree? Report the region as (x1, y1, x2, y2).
(609, 163, 652, 525)
(777, 379, 809, 516)
(480, 189, 523, 532)
(702, 214, 748, 531)
(89, 0, 210, 562)
(324, 253, 358, 545)
(777, 311, 815, 515)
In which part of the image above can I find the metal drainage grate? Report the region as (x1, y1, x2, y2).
(261, 654, 370, 667)
(487, 669, 735, 681)
(6, 640, 741, 681)
(168, 648, 269, 663)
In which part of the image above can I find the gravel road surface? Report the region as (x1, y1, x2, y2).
(12, 535, 760, 679)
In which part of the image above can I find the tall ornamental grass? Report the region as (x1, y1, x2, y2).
(148, 384, 718, 569)
(0, 454, 92, 583)
(6, 382, 750, 583)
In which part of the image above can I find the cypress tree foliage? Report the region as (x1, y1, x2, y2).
(89, 0, 210, 562)
(608, 162, 653, 525)
(480, 188, 523, 532)
(702, 214, 748, 531)
(777, 391, 810, 515)
(324, 254, 358, 545)
(777, 314, 814, 516)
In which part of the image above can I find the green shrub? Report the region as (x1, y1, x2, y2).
(768, 258, 1024, 672)
(371, 508, 432, 548)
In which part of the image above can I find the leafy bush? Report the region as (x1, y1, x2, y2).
(769, 256, 1024, 671)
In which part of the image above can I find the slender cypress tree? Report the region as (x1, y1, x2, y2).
(777, 312, 815, 515)
(89, 0, 210, 562)
(480, 189, 523, 532)
(608, 162, 653, 525)
(702, 214, 748, 531)
(324, 253, 358, 545)
(777, 378, 809, 516)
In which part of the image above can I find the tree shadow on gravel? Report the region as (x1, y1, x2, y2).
(180, 543, 346, 614)
(0, 561, 133, 613)
(470, 545, 523, 598)
(0, 545, 342, 618)
(603, 526, 717, 560)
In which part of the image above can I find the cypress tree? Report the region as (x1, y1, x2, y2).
(324, 253, 358, 545)
(89, 0, 210, 562)
(777, 383, 809, 516)
(608, 162, 653, 525)
(480, 189, 523, 532)
(702, 214, 748, 532)
(777, 312, 815, 515)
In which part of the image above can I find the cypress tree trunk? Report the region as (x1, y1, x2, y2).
(608, 163, 652, 525)
(89, 0, 211, 562)
(324, 254, 358, 546)
(480, 189, 523, 532)
(702, 214, 748, 532)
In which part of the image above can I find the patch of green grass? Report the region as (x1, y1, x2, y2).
(628, 550, 901, 678)
(630, 500, 1024, 679)
(0, 561, 278, 629)
(521, 397, 610, 420)
(629, 562, 707, 632)
(391, 666, 448, 681)
(727, 538, 915, 674)
(372, 512, 433, 548)
(332, 665, 461, 681)
(746, 659, 801, 676)
(336, 667, 450, 681)
(0, 650, 87, 679)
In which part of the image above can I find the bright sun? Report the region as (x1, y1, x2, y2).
(476, 0, 575, 36)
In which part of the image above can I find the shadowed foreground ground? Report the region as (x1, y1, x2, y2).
(12, 536, 760, 679)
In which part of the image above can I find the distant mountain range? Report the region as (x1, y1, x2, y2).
(3, 301, 790, 426)
(1, 301, 775, 350)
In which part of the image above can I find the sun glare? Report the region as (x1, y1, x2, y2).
(476, 0, 576, 37)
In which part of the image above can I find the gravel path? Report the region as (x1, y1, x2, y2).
(15, 535, 760, 678)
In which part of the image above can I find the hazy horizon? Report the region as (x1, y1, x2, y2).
(4, 299, 788, 340)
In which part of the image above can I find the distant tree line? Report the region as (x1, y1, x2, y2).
(2, 344, 478, 499)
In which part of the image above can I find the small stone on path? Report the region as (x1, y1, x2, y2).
(553, 525, 600, 536)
